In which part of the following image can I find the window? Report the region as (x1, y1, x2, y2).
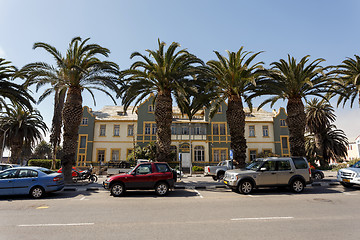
(292, 157, 308, 169)
(280, 119, 287, 126)
(262, 126, 269, 137)
(171, 125, 177, 135)
(81, 118, 88, 125)
(97, 150, 105, 163)
(218, 105, 222, 113)
(194, 146, 205, 162)
(213, 124, 219, 135)
(213, 149, 227, 162)
(249, 150, 257, 161)
(18, 169, 38, 178)
(219, 124, 226, 135)
(194, 127, 201, 135)
(249, 126, 255, 137)
(261, 161, 276, 171)
(156, 163, 170, 173)
(281, 137, 289, 149)
(79, 136, 87, 149)
(152, 124, 157, 135)
(128, 124, 134, 136)
(148, 105, 155, 112)
(111, 150, 120, 161)
(100, 125, 106, 136)
(114, 125, 120, 136)
(182, 126, 189, 135)
(278, 160, 291, 171)
(0, 169, 17, 179)
(135, 164, 152, 175)
(145, 123, 151, 135)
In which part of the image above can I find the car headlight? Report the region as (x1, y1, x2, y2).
(106, 178, 112, 182)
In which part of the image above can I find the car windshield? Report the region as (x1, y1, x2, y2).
(352, 161, 360, 168)
(39, 168, 55, 174)
(245, 160, 263, 171)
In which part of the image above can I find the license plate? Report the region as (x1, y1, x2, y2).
(343, 179, 350, 183)
(224, 180, 228, 184)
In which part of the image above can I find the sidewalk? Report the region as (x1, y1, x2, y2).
(63, 171, 340, 192)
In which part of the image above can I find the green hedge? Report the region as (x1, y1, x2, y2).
(192, 166, 204, 172)
(28, 159, 61, 169)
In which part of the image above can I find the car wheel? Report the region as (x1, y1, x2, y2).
(155, 182, 169, 196)
(72, 177, 78, 183)
(341, 182, 354, 188)
(30, 186, 44, 199)
(111, 183, 125, 197)
(217, 172, 225, 180)
(238, 180, 253, 194)
(212, 176, 217, 181)
(291, 179, 305, 193)
(314, 172, 322, 180)
(89, 175, 98, 183)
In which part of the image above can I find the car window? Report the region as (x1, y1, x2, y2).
(261, 161, 276, 171)
(0, 169, 17, 179)
(156, 164, 170, 173)
(0, 165, 11, 171)
(246, 160, 263, 170)
(352, 161, 360, 168)
(136, 164, 152, 175)
(18, 169, 38, 178)
(292, 157, 308, 169)
(278, 160, 291, 171)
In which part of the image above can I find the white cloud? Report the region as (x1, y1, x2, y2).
(0, 46, 6, 58)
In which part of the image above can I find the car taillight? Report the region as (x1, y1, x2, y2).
(53, 177, 61, 181)
(207, 167, 210, 172)
(309, 168, 311, 176)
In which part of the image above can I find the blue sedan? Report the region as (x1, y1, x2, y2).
(0, 167, 64, 198)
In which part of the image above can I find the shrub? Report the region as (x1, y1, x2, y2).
(192, 166, 204, 172)
(28, 159, 61, 169)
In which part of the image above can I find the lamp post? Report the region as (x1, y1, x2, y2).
(189, 122, 192, 176)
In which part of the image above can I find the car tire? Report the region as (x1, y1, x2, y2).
(111, 183, 125, 197)
(314, 172, 322, 180)
(217, 172, 225, 180)
(155, 182, 169, 196)
(238, 180, 253, 194)
(212, 176, 217, 181)
(89, 175, 98, 183)
(30, 186, 45, 199)
(341, 182, 354, 188)
(291, 179, 305, 193)
(72, 177, 78, 183)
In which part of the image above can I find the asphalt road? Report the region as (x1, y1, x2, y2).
(0, 179, 359, 240)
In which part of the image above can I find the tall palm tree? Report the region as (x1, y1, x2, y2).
(330, 54, 360, 107)
(252, 55, 329, 157)
(0, 105, 48, 164)
(21, 37, 120, 183)
(305, 98, 336, 166)
(120, 40, 204, 162)
(205, 47, 263, 168)
(0, 58, 34, 111)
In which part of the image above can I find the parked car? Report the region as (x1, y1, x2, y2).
(337, 160, 360, 188)
(103, 162, 177, 197)
(311, 169, 324, 180)
(204, 160, 235, 181)
(57, 167, 79, 177)
(223, 157, 312, 194)
(0, 163, 20, 171)
(0, 167, 64, 198)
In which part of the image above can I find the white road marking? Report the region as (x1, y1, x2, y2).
(194, 189, 204, 198)
(342, 192, 357, 196)
(231, 217, 294, 221)
(18, 223, 94, 227)
(80, 196, 86, 200)
(247, 195, 260, 198)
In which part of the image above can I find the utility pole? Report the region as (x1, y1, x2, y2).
(189, 121, 192, 176)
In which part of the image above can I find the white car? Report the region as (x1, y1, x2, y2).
(337, 161, 360, 187)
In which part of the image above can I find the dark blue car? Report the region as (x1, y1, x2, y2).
(0, 167, 64, 198)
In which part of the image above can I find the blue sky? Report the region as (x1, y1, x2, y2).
(1, 0, 360, 141)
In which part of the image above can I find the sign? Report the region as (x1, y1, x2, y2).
(229, 149, 233, 160)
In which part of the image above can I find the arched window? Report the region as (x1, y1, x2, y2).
(194, 146, 205, 162)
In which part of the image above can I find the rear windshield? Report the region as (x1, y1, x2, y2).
(39, 168, 56, 174)
(292, 158, 308, 169)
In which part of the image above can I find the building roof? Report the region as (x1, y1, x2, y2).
(92, 106, 137, 121)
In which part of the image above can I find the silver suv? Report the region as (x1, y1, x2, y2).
(224, 157, 312, 194)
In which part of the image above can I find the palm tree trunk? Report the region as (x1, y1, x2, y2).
(10, 142, 22, 164)
(287, 97, 306, 157)
(155, 90, 172, 162)
(227, 94, 247, 168)
(61, 87, 82, 184)
(50, 90, 65, 169)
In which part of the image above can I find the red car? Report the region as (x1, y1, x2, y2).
(57, 167, 79, 177)
(103, 162, 176, 197)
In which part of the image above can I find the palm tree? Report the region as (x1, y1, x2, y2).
(205, 47, 263, 168)
(0, 105, 48, 164)
(0, 58, 34, 111)
(305, 98, 336, 166)
(120, 40, 204, 162)
(21, 37, 120, 183)
(330, 54, 360, 107)
(252, 55, 329, 157)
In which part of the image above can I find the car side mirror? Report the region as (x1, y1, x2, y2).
(259, 167, 267, 172)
